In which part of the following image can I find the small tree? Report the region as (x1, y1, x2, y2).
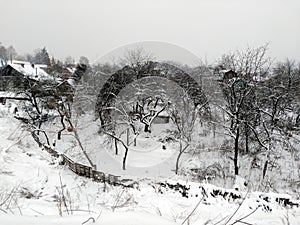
(168, 89, 208, 174)
(99, 103, 139, 170)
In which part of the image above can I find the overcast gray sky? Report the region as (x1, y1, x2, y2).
(0, 0, 299, 64)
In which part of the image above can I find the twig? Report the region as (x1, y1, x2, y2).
(181, 196, 204, 225)
(96, 210, 102, 221)
(0, 187, 16, 207)
(231, 206, 260, 225)
(213, 215, 229, 225)
(60, 173, 70, 215)
(31, 208, 44, 215)
(112, 188, 125, 212)
(64, 209, 97, 214)
(233, 221, 252, 225)
(82, 217, 95, 224)
(0, 208, 7, 213)
(224, 191, 249, 225)
(14, 199, 22, 215)
(56, 172, 69, 216)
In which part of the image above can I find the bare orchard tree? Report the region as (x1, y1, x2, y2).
(13, 78, 58, 145)
(99, 80, 170, 170)
(55, 92, 96, 168)
(215, 44, 271, 176)
(98, 102, 139, 170)
(134, 96, 168, 133)
(53, 64, 96, 168)
(127, 77, 170, 133)
(96, 71, 171, 170)
(168, 89, 208, 174)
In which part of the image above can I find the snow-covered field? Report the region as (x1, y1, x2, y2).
(1, 103, 300, 224)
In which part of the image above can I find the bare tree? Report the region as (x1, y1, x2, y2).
(168, 89, 208, 174)
(215, 44, 271, 176)
(134, 96, 168, 133)
(250, 59, 300, 180)
(64, 56, 75, 66)
(98, 104, 139, 170)
(120, 45, 155, 70)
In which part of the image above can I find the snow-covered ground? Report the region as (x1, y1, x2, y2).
(0, 213, 178, 225)
(1, 103, 300, 224)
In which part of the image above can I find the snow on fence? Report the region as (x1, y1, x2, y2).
(30, 130, 134, 188)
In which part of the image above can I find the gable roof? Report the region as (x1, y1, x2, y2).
(6, 61, 52, 81)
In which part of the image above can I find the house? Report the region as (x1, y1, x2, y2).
(50, 65, 76, 81)
(222, 70, 238, 81)
(5, 60, 52, 81)
(0, 60, 54, 90)
(0, 64, 29, 90)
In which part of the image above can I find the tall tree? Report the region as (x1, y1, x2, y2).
(79, 56, 90, 66)
(215, 44, 271, 175)
(64, 56, 75, 66)
(6, 46, 18, 61)
(0, 43, 8, 60)
(33, 47, 51, 66)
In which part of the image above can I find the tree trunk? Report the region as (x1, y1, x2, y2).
(37, 121, 42, 135)
(57, 113, 65, 140)
(245, 124, 249, 154)
(175, 141, 189, 175)
(122, 146, 129, 170)
(58, 131, 62, 140)
(262, 160, 268, 179)
(126, 128, 129, 146)
(175, 151, 183, 175)
(234, 127, 240, 175)
(144, 124, 150, 133)
(115, 138, 118, 155)
(136, 102, 139, 113)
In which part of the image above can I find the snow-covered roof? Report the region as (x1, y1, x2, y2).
(66, 78, 76, 86)
(10, 60, 28, 65)
(0, 91, 27, 98)
(220, 69, 236, 74)
(66, 67, 76, 74)
(7, 61, 52, 81)
(34, 64, 48, 69)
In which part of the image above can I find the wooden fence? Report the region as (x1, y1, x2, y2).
(31, 130, 136, 188)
